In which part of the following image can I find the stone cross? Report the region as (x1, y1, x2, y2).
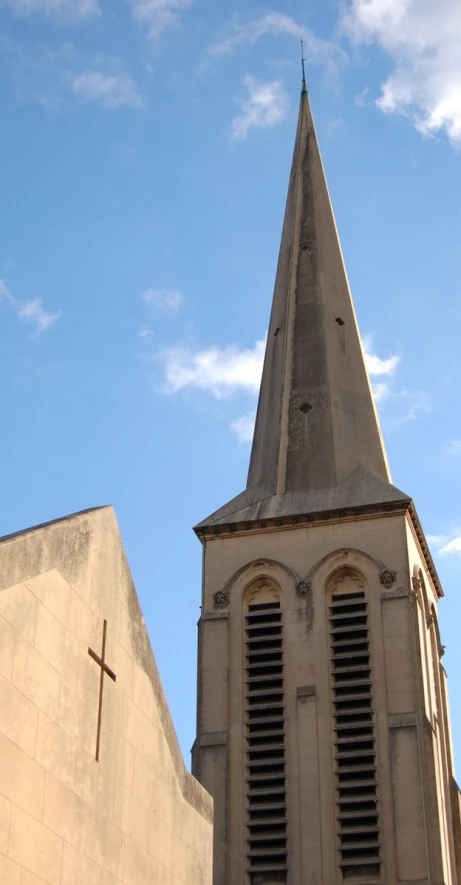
(88, 619, 116, 761)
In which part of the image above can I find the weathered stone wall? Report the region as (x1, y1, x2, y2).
(0, 506, 213, 885)
(196, 510, 458, 885)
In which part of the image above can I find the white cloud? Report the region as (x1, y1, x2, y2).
(372, 381, 391, 404)
(380, 386, 432, 427)
(142, 288, 183, 313)
(0, 258, 16, 276)
(0, 279, 15, 307)
(17, 298, 62, 336)
(439, 537, 461, 556)
(72, 71, 141, 109)
(428, 531, 461, 557)
(158, 333, 401, 406)
(363, 336, 400, 376)
(157, 330, 427, 443)
(201, 12, 343, 75)
(427, 534, 445, 546)
(159, 337, 266, 398)
(399, 390, 432, 423)
(0, 0, 100, 19)
(355, 86, 370, 107)
(138, 326, 154, 338)
(362, 337, 430, 424)
(325, 117, 346, 139)
(1, 41, 141, 113)
(447, 440, 461, 454)
(206, 12, 303, 59)
(126, 0, 193, 38)
(0, 279, 61, 338)
(230, 76, 289, 142)
(363, 337, 400, 407)
(344, 0, 461, 145)
(230, 410, 256, 444)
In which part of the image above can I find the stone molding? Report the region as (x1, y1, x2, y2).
(398, 880, 429, 885)
(212, 558, 300, 609)
(304, 546, 391, 587)
(388, 712, 417, 728)
(213, 588, 230, 609)
(379, 569, 397, 588)
(199, 731, 228, 748)
(295, 580, 311, 599)
(381, 586, 408, 599)
(195, 499, 408, 541)
(297, 685, 316, 698)
(202, 610, 229, 621)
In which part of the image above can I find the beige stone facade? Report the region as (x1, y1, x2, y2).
(194, 509, 461, 885)
(0, 506, 213, 885)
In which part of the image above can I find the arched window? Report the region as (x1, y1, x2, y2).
(243, 578, 287, 883)
(429, 606, 441, 723)
(415, 570, 434, 721)
(418, 571, 441, 724)
(326, 567, 380, 880)
(428, 604, 453, 882)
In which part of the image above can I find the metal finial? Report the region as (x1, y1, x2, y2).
(301, 38, 307, 92)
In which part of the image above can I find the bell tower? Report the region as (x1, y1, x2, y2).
(192, 83, 461, 885)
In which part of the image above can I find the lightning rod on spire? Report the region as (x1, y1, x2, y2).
(301, 38, 307, 93)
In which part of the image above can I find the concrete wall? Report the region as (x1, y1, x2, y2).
(0, 507, 213, 885)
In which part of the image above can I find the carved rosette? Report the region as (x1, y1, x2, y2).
(213, 588, 230, 609)
(379, 570, 396, 589)
(296, 580, 311, 600)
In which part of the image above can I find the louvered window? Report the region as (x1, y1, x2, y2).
(245, 601, 287, 882)
(329, 591, 381, 879)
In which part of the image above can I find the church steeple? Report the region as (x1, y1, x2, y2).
(194, 81, 460, 885)
(248, 87, 390, 495)
(196, 89, 408, 531)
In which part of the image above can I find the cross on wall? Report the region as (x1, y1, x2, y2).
(88, 619, 117, 762)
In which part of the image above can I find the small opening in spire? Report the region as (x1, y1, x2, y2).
(299, 403, 313, 415)
(335, 317, 345, 326)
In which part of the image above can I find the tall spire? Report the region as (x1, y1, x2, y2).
(248, 87, 391, 494)
(196, 89, 408, 531)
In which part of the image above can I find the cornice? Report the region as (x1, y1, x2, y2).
(195, 497, 443, 601)
(407, 502, 443, 599)
(195, 498, 408, 541)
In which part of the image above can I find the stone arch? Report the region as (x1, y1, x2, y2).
(325, 564, 368, 597)
(243, 575, 283, 608)
(413, 566, 431, 617)
(304, 547, 389, 588)
(412, 567, 436, 721)
(218, 558, 299, 607)
(430, 602, 444, 660)
(429, 604, 442, 715)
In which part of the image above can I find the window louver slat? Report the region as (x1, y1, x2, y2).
(246, 601, 287, 882)
(329, 591, 381, 880)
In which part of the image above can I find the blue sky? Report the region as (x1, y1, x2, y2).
(1, 0, 461, 767)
